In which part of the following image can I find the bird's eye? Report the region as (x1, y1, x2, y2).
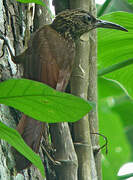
(83, 15, 91, 23)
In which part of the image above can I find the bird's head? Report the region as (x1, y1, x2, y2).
(51, 9, 127, 39)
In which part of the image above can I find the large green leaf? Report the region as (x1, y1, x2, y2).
(0, 79, 91, 176)
(0, 121, 45, 177)
(98, 12, 133, 97)
(0, 79, 91, 123)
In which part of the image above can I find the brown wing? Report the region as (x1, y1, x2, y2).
(23, 25, 75, 91)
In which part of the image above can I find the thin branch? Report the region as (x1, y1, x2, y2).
(91, 133, 108, 154)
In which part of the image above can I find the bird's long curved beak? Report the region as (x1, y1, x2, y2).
(95, 19, 128, 32)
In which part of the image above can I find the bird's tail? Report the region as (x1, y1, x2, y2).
(12, 115, 44, 171)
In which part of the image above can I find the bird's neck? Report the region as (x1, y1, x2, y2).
(50, 21, 77, 40)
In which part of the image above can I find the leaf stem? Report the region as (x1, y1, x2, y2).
(98, 58, 133, 76)
(97, 0, 112, 17)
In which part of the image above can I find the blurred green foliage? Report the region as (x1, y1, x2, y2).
(97, 0, 133, 179)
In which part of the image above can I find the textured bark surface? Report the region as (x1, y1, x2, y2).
(0, 0, 24, 179)
(0, 0, 48, 179)
(50, 123, 78, 180)
(53, 0, 70, 14)
(70, 0, 97, 180)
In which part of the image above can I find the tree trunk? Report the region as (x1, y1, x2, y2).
(0, 0, 26, 179)
(0, 0, 51, 179)
(70, 0, 99, 180)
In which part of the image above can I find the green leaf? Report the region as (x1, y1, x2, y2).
(15, 0, 45, 6)
(0, 121, 45, 177)
(0, 79, 91, 123)
(98, 77, 127, 99)
(97, 0, 112, 17)
(98, 12, 133, 98)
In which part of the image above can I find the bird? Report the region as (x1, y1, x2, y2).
(0, 9, 127, 171)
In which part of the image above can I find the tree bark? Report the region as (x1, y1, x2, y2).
(0, 0, 51, 179)
(0, 0, 25, 179)
(70, 0, 99, 180)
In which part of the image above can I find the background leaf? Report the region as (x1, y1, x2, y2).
(98, 0, 133, 15)
(98, 77, 132, 179)
(127, 0, 133, 6)
(0, 121, 45, 177)
(0, 79, 91, 123)
(98, 77, 127, 99)
(111, 96, 133, 160)
(98, 12, 133, 97)
(15, 0, 45, 6)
